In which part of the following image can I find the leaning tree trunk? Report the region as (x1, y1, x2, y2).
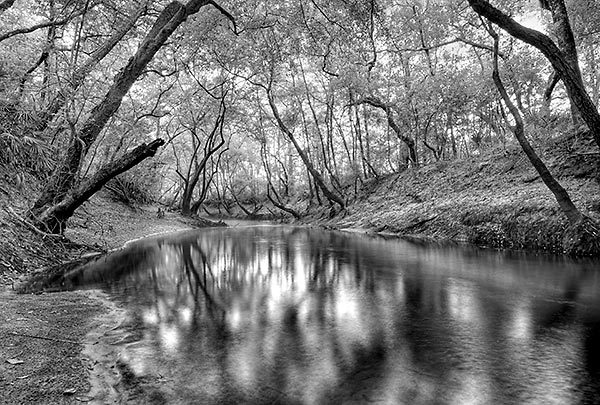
(32, 0, 211, 218)
(36, 2, 147, 131)
(468, 0, 600, 151)
(540, 0, 584, 127)
(354, 96, 418, 166)
(35, 139, 165, 233)
(488, 24, 600, 256)
(267, 89, 345, 210)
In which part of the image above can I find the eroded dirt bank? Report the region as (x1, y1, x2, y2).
(321, 132, 600, 255)
(0, 193, 214, 404)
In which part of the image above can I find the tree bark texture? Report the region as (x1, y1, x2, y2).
(542, 0, 584, 126)
(35, 139, 165, 233)
(0, 0, 16, 13)
(468, 0, 600, 151)
(490, 33, 581, 224)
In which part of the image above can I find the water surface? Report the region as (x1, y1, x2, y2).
(61, 226, 600, 404)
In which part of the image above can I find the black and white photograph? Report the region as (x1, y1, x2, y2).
(1, 0, 600, 403)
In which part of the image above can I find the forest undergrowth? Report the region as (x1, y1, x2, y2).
(0, 172, 217, 286)
(321, 130, 600, 255)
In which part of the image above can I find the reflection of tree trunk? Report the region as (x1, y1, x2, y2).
(181, 243, 225, 318)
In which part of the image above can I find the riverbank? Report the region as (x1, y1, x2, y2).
(1, 130, 598, 403)
(319, 131, 600, 255)
(0, 185, 217, 404)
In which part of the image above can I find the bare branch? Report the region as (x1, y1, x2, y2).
(207, 0, 238, 34)
(0, 6, 90, 43)
(388, 37, 504, 58)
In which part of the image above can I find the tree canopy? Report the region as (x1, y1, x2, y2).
(0, 0, 598, 248)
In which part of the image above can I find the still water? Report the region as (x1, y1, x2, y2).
(58, 226, 600, 404)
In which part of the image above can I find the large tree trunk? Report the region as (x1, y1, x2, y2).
(35, 139, 165, 233)
(488, 24, 600, 256)
(32, 0, 210, 216)
(541, 0, 584, 127)
(468, 0, 600, 151)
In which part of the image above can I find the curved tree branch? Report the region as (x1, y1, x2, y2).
(0, 7, 90, 43)
(467, 0, 600, 150)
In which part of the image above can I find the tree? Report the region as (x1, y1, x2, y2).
(265, 68, 345, 211)
(352, 96, 418, 165)
(177, 96, 228, 216)
(540, 0, 584, 126)
(30, 0, 232, 233)
(486, 21, 599, 256)
(467, 0, 600, 152)
(36, 1, 150, 131)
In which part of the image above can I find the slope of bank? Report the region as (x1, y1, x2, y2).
(325, 131, 600, 255)
(0, 178, 218, 404)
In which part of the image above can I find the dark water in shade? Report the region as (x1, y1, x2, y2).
(58, 226, 600, 404)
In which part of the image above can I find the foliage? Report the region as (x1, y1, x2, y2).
(0, 131, 54, 174)
(0, 0, 597, 244)
(105, 163, 161, 206)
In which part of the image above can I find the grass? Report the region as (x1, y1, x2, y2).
(323, 131, 600, 255)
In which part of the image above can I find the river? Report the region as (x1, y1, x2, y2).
(55, 225, 600, 404)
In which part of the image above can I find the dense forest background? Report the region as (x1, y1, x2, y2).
(0, 0, 599, 254)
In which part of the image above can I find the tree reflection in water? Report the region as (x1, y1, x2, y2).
(58, 226, 600, 404)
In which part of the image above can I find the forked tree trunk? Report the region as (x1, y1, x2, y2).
(35, 139, 165, 233)
(489, 25, 600, 256)
(181, 103, 226, 216)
